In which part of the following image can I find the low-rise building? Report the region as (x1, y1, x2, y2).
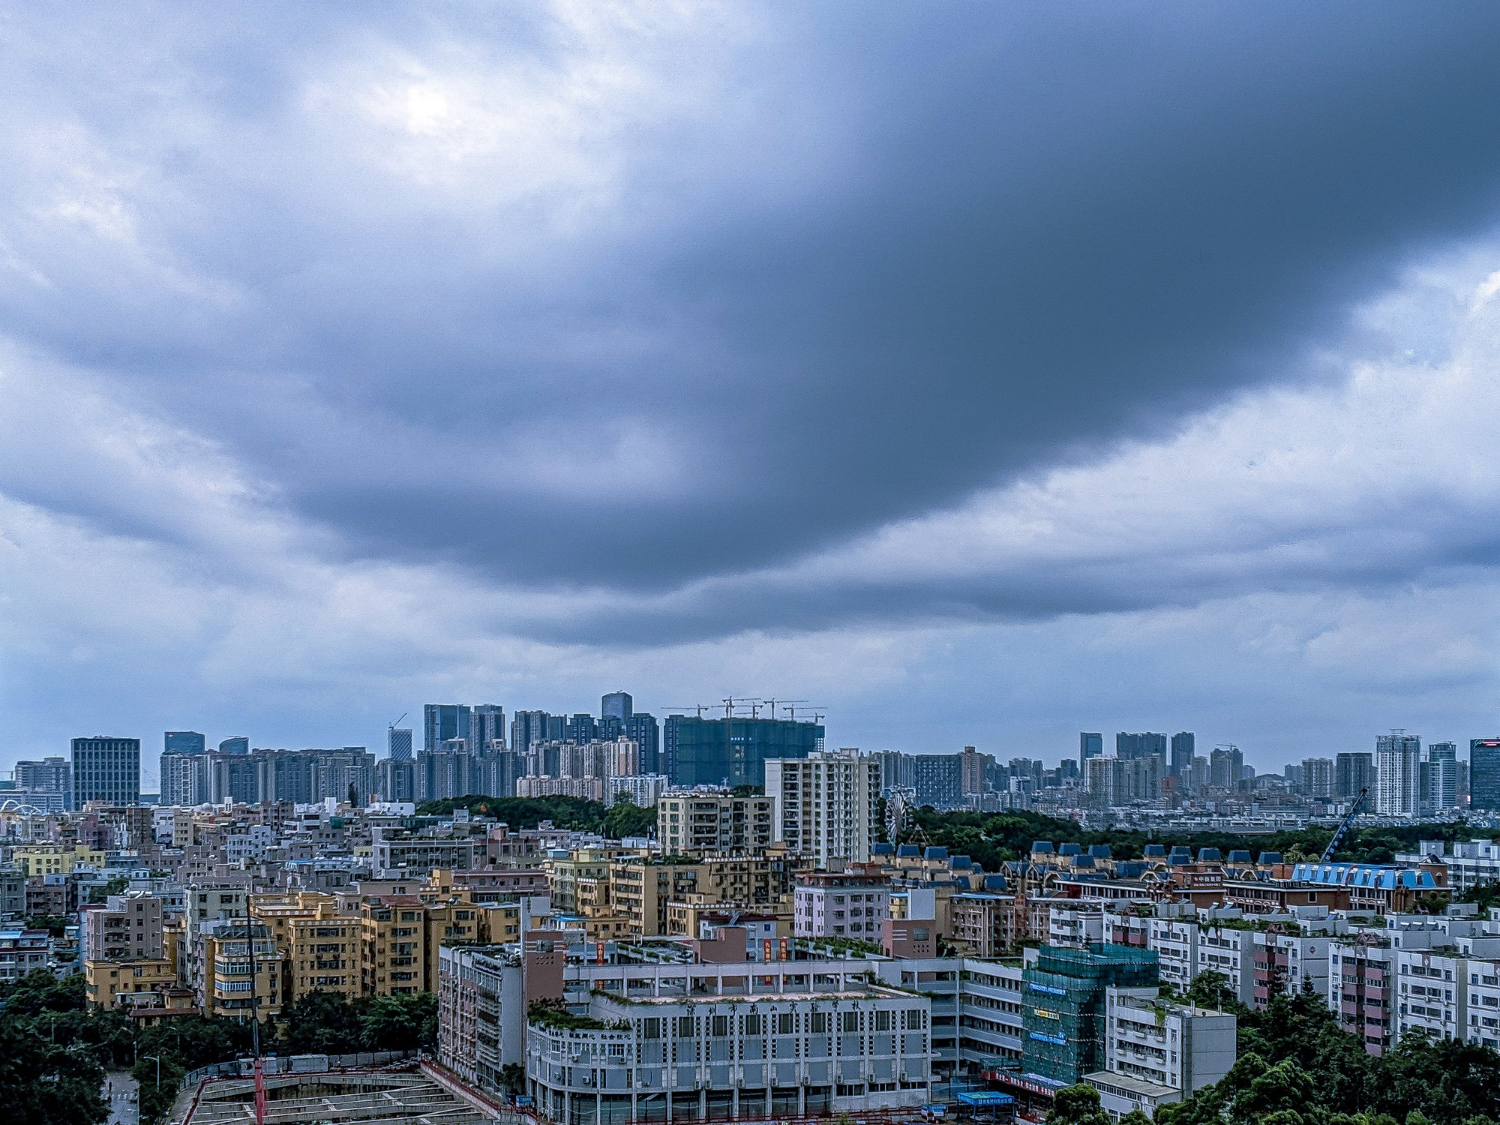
(526, 986, 933, 1125)
(794, 868, 891, 940)
(1085, 987, 1236, 1118)
(0, 926, 51, 981)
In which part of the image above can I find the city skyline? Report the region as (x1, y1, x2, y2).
(5, 6, 1500, 779)
(13, 701, 1496, 792)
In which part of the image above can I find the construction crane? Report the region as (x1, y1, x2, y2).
(764, 699, 807, 720)
(663, 704, 712, 717)
(1319, 786, 1369, 863)
(782, 703, 826, 722)
(389, 712, 407, 729)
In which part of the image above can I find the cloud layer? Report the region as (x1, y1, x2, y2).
(3, 3, 1500, 768)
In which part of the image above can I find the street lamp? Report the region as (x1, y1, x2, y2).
(143, 1054, 163, 1089)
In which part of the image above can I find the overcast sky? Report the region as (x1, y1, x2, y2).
(5, 2, 1500, 780)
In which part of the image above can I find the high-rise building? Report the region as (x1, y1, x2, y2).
(1080, 733, 1104, 768)
(13, 757, 72, 811)
(72, 736, 140, 808)
(1375, 731, 1421, 818)
(1301, 757, 1334, 800)
(207, 751, 260, 804)
(657, 788, 776, 854)
(602, 691, 633, 724)
(376, 757, 416, 803)
(1117, 732, 1167, 761)
(164, 731, 206, 756)
(218, 736, 249, 755)
(959, 746, 990, 795)
(160, 751, 209, 806)
(424, 705, 472, 753)
(1469, 739, 1500, 811)
(471, 705, 506, 753)
(510, 711, 551, 754)
(388, 727, 413, 761)
(1086, 756, 1124, 809)
(567, 714, 598, 744)
(1170, 732, 1195, 777)
(766, 749, 880, 867)
(1335, 752, 1375, 802)
(625, 713, 660, 775)
(1208, 746, 1243, 789)
(662, 715, 824, 788)
(911, 754, 965, 809)
(1421, 742, 1460, 816)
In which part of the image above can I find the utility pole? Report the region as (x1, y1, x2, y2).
(244, 890, 260, 1058)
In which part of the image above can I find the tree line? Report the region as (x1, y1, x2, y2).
(1050, 975, 1500, 1125)
(0, 970, 437, 1125)
(416, 793, 657, 838)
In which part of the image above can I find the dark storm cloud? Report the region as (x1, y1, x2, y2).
(7, 2, 1500, 628)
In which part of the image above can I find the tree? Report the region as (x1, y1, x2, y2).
(0, 1018, 109, 1125)
(357, 993, 437, 1051)
(87, 875, 131, 905)
(1047, 1083, 1111, 1125)
(136, 1016, 253, 1073)
(1181, 970, 1246, 1014)
(603, 796, 656, 840)
(278, 992, 364, 1055)
(133, 1054, 186, 1125)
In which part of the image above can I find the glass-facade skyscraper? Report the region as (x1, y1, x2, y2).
(1079, 733, 1103, 768)
(72, 736, 140, 807)
(602, 692, 633, 723)
(1170, 732, 1195, 776)
(388, 727, 413, 761)
(424, 704, 472, 752)
(164, 731, 206, 756)
(1117, 732, 1167, 760)
(1471, 739, 1500, 811)
(472, 705, 505, 752)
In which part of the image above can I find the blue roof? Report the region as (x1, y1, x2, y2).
(1291, 862, 1439, 890)
(896, 844, 921, 857)
(983, 874, 1007, 890)
(1059, 842, 1083, 856)
(1088, 844, 1112, 858)
(872, 842, 895, 855)
(1227, 849, 1252, 863)
(951, 855, 973, 870)
(1169, 846, 1192, 857)
(956, 1092, 1016, 1108)
(1197, 848, 1222, 862)
(1259, 852, 1283, 864)
(1143, 844, 1167, 857)
(925, 846, 949, 860)
(1031, 841, 1055, 853)
(1073, 855, 1096, 868)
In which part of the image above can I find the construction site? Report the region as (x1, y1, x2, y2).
(171, 1060, 531, 1125)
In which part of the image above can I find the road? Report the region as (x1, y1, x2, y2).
(105, 1069, 139, 1125)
